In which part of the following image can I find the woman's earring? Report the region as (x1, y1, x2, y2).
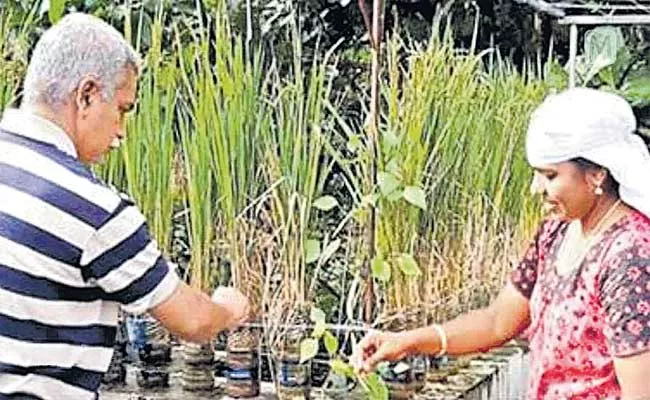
(594, 185, 604, 196)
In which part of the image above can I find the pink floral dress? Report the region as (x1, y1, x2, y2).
(511, 210, 650, 399)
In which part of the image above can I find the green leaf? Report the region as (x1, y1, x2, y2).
(313, 195, 339, 211)
(623, 75, 650, 107)
(364, 373, 389, 400)
(319, 239, 341, 264)
(299, 338, 319, 364)
(305, 240, 321, 264)
(324, 330, 339, 355)
(310, 307, 326, 323)
(387, 189, 404, 203)
(397, 254, 421, 277)
(386, 158, 401, 177)
(330, 358, 354, 377)
(311, 307, 326, 338)
(378, 172, 400, 196)
(312, 320, 326, 338)
(403, 186, 427, 210)
(371, 256, 391, 282)
(48, 0, 66, 24)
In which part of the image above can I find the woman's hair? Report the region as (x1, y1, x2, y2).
(571, 157, 620, 197)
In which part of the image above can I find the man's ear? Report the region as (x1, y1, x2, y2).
(75, 76, 102, 111)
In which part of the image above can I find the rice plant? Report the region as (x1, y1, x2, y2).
(0, 4, 37, 111)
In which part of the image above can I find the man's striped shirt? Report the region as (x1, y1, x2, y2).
(0, 109, 180, 399)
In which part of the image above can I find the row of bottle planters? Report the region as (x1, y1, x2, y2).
(104, 315, 433, 399)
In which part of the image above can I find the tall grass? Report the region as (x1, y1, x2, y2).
(207, 9, 268, 314)
(176, 29, 217, 292)
(330, 33, 545, 324)
(0, 4, 37, 111)
(94, 8, 178, 255)
(260, 27, 339, 346)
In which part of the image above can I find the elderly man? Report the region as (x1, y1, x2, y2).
(0, 13, 249, 400)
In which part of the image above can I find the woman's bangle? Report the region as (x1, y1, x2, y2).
(431, 324, 447, 358)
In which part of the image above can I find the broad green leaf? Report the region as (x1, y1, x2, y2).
(310, 307, 326, 323)
(403, 186, 427, 210)
(330, 358, 354, 377)
(387, 189, 404, 203)
(378, 172, 400, 196)
(624, 75, 650, 107)
(49, 0, 66, 23)
(364, 373, 389, 400)
(397, 254, 421, 277)
(300, 338, 319, 364)
(312, 320, 326, 338)
(386, 158, 401, 177)
(319, 239, 341, 264)
(324, 330, 339, 355)
(311, 307, 326, 338)
(371, 256, 391, 282)
(313, 195, 339, 211)
(305, 240, 321, 264)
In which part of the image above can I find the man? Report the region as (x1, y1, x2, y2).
(0, 13, 249, 400)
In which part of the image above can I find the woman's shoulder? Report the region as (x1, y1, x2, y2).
(610, 210, 650, 247)
(602, 210, 650, 269)
(536, 218, 569, 245)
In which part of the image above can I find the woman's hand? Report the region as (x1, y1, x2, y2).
(351, 330, 415, 373)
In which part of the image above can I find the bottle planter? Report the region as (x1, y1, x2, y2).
(378, 318, 415, 399)
(411, 354, 428, 392)
(275, 356, 311, 399)
(225, 327, 260, 398)
(181, 341, 215, 391)
(275, 307, 311, 399)
(126, 314, 172, 388)
(379, 358, 415, 400)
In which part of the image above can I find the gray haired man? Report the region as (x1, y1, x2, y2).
(0, 13, 249, 400)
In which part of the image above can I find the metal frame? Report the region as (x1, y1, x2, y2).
(516, 0, 650, 86)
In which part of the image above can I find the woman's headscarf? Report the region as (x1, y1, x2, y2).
(526, 87, 650, 218)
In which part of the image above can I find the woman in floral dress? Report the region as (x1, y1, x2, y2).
(353, 88, 650, 399)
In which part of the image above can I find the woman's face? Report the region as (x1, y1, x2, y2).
(530, 161, 601, 221)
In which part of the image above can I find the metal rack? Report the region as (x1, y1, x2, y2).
(515, 0, 650, 86)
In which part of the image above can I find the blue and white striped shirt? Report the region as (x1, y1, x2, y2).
(0, 109, 180, 400)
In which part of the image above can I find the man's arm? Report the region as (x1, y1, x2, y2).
(150, 283, 248, 343)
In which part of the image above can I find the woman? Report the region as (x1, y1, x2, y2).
(353, 88, 650, 399)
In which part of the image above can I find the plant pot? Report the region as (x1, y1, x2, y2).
(378, 358, 414, 400)
(102, 342, 126, 385)
(275, 356, 311, 400)
(125, 315, 172, 388)
(226, 350, 260, 397)
(411, 354, 428, 392)
(135, 365, 170, 388)
(225, 327, 260, 398)
(181, 342, 215, 391)
(102, 318, 128, 385)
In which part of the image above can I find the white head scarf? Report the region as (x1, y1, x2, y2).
(526, 88, 650, 218)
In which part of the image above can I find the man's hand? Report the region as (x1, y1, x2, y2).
(211, 286, 250, 330)
(351, 330, 413, 373)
